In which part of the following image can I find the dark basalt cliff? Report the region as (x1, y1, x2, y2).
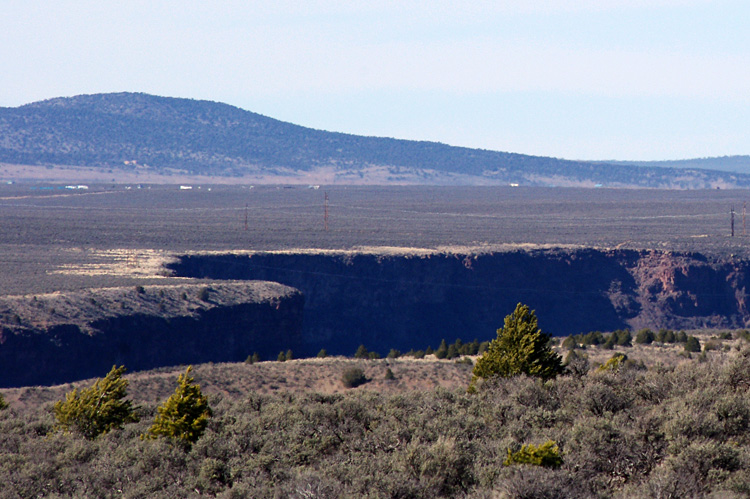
(4, 247, 750, 387)
(0, 282, 303, 388)
(168, 248, 750, 356)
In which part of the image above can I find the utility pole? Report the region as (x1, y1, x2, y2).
(731, 205, 735, 237)
(324, 192, 329, 232)
(743, 202, 746, 236)
(244, 203, 248, 231)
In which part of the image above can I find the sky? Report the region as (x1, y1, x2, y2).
(2, 0, 749, 161)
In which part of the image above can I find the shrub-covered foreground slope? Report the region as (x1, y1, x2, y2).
(4, 348, 750, 497)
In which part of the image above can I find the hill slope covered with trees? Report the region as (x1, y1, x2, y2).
(1, 92, 747, 187)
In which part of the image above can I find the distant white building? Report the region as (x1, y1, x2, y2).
(179, 185, 193, 190)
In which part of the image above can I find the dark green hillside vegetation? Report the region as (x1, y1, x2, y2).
(4, 351, 750, 497)
(612, 155, 750, 174)
(1, 92, 746, 187)
(564, 329, 634, 350)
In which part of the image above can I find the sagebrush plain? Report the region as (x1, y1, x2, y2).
(4, 184, 750, 497)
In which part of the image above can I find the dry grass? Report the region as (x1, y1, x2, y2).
(554, 329, 745, 370)
(50, 248, 177, 279)
(0, 355, 475, 412)
(4, 330, 745, 413)
(0, 281, 295, 335)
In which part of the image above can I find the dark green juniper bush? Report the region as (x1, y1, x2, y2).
(685, 335, 702, 353)
(143, 366, 212, 449)
(53, 365, 139, 439)
(341, 367, 368, 388)
(469, 303, 563, 391)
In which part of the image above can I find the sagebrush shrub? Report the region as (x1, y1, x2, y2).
(196, 457, 232, 494)
(564, 349, 589, 377)
(402, 436, 475, 496)
(582, 380, 633, 416)
(11, 337, 750, 497)
(498, 466, 581, 499)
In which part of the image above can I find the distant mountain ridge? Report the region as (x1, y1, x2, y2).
(0, 92, 747, 188)
(605, 156, 750, 175)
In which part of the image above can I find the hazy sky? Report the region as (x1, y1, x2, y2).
(2, 1, 748, 161)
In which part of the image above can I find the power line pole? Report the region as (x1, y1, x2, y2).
(743, 202, 746, 236)
(731, 205, 735, 237)
(244, 203, 248, 231)
(324, 192, 329, 231)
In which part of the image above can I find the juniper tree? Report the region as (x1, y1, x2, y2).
(469, 303, 563, 392)
(615, 329, 632, 346)
(434, 339, 448, 359)
(143, 366, 212, 449)
(635, 328, 655, 345)
(342, 367, 368, 388)
(53, 365, 139, 439)
(354, 344, 370, 359)
(685, 335, 702, 353)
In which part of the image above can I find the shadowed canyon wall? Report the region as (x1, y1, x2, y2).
(3, 248, 750, 387)
(0, 282, 303, 387)
(168, 248, 750, 357)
